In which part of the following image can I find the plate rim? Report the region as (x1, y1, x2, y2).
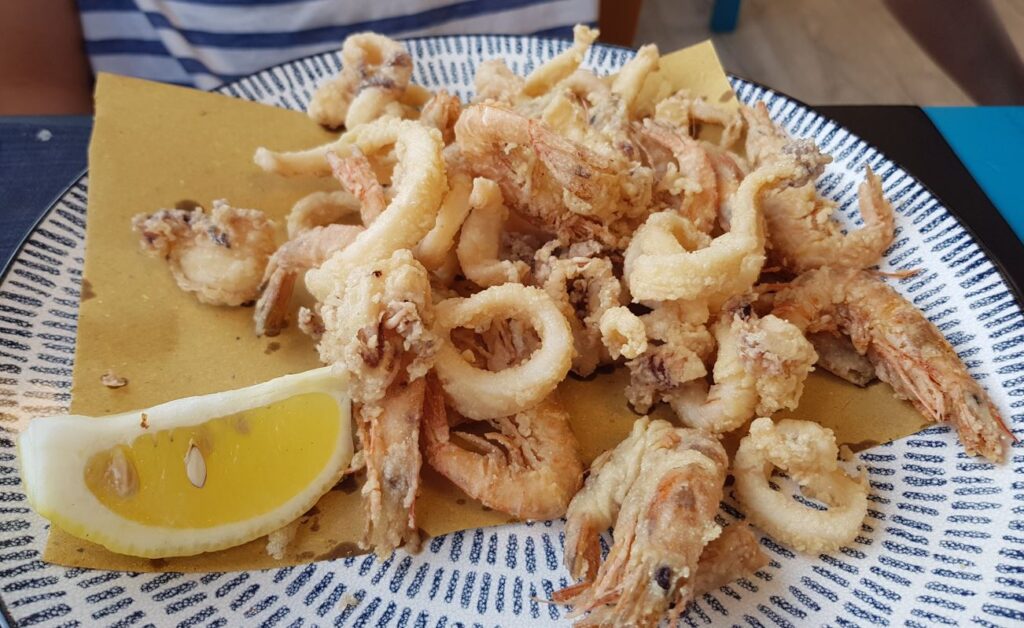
(3, 32, 1023, 626)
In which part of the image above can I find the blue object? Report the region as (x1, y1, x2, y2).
(0, 116, 91, 270)
(710, 0, 741, 33)
(925, 107, 1024, 245)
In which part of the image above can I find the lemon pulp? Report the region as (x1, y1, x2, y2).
(84, 392, 339, 528)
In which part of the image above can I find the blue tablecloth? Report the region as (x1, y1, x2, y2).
(0, 117, 91, 270)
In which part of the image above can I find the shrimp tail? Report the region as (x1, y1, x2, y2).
(254, 267, 296, 337)
(872, 343, 1013, 460)
(562, 515, 604, 583)
(360, 377, 426, 555)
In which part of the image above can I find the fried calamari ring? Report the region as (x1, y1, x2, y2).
(623, 211, 719, 301)
(415, 159, 473, 270)
(345, 88, 406, 130)
(433, 284, 573, 420)
(307, 32, 413, 129)
(285, 190, 361, 238)
(302, 119, 446, 302)
(456, 178, 529, 287)
(521, 24, 599, 97)
(609, 43, 659, 114)
(733, 418, 868, 554)
(624, 146, 825, 308)
(254, 112, 408, 179)
(599, 306, 647, 360)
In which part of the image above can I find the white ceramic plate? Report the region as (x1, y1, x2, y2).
(1, 35, 1022, 627)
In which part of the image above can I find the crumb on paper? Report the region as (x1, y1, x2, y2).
(36, 129, 52, 142)
(100, 370, 128, 388)
(140, 412, 149, 429)
(266, 520, 300, 560)
(341, 593, 360, 608)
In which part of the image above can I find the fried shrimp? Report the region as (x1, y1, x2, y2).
(624, 141, 827, 308)
(734, 418, 869, 554)
(668, 312, 817, 434)
(637, 120, 719, 232)
(599, 306, 648, 360)
(327, 150, 388, 225)
(610, 44, 659, 114)
(473, 59, 525, 105)
(556, 418, 728, 626)
(316, 250, 439, 402)
(522, 24, 599, 97)
(422, 378, 583, 520)
(301, 119, 446, 302)
(454, 103, 651, 248)
(313, 249, 439, 554)
(307, 32, 413, 129)
(772, 267, 1013, 461)
(530, 121, 651, 227)
(534, 241, 623, 376)
(358, 377, 426, 554)
(285, 190, 362, 238)
(704, 142, 748, 218)
(743, 106, 896, 272)
(808, 331, 876, 387)
(131, 200, 277, 306)
(741, 101, 791, 169)
(418, 89, 462, 144)
(690, 524, 769, 596)
(254, 224, 364, 336)
(433, 283, 573, 420)
(456, 178, 530, 287)
(764, 161, 895, 272)
(561, 417, 664, 583)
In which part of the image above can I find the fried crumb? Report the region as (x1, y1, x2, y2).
(266, 520, 300, 560)
(101, 370, 128, 388)
(140, 412, 149, 429)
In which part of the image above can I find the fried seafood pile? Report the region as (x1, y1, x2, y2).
(131, 25, 1012, 626)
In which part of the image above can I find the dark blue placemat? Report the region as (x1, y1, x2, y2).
(0, 116, 92, 270)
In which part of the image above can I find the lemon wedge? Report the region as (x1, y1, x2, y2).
(18, 366, 352, 558)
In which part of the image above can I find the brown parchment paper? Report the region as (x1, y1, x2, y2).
(53, 42, 927, 572)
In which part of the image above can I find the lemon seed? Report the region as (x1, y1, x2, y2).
(104, 447, 138, 498)
(184, 441, 206, 488)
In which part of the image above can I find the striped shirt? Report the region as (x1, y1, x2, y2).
(78, 0, 599, 90)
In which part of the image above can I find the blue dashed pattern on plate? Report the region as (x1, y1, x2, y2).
(1, 35, 1023, 626)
